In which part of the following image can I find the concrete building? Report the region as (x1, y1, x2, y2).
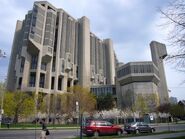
(150, 41, 169, 104)
(169, 97, 178, 104)
(7, 1, 169, 111)
(7, 1, 116, 95)
(91, 85, 116, 99)
(117, 41, 169, 109)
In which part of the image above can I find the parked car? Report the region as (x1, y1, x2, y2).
(124, 122, 155, 134)
(83, 120, 123, 137)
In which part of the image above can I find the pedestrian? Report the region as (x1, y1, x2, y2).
(7, 122, 10, 129)
(40, 119, 47, 139)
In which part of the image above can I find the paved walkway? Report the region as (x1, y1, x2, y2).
(115, 132, 185, 139)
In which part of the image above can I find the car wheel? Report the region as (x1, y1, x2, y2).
(135, 129, 139, 134)
(117, 130, 122, 136)
(94, 131, 99, 137)
(151, 128, 155, 133)
(127, 131, 131, 134)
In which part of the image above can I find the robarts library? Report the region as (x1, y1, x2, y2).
(7, 1, 169, 109)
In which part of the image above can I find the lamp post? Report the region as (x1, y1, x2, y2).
(76, 101, 83, 139)
(0, 49, 6, 58)
(76, 101, 79, 137)
(76, 101, 79, 124)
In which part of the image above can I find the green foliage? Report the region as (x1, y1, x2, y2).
(147, 93, 160, 110)
(170, 104, 185, 118)
(57, 86, 96, 116)
(157, 103, 185, 119)
(59, 93, 74, 116)
(133, 94, 149, 115)
(0, 82, 5, 108)
(132, 93, 159, 115)
(36, 93, 47, 113)
(3, 91, 35, 123)
(97, 94, 115, 111)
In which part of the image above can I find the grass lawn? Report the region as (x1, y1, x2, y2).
(1, 123, 79, 129)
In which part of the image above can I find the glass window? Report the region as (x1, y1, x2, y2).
(39, 73, 45, 88)
(41, 62, 47, 71)
(98, 122, 106, 126)
(29, 72, 36, 87)
(31, 55, 38, 69)
(20, 57, 25, 73)
(106, 122, 112, 126)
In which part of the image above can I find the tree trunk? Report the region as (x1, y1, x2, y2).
(13, 112, 19, 123)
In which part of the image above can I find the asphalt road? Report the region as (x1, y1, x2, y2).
(0, 123, 184, 139)
(0, 129, 78, 139)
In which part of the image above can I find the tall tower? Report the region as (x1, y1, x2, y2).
(78, 16, 91, 88)
(103, 39, 115, 84)
(150, 41, 169, 104)
(7, 21, 23, 91)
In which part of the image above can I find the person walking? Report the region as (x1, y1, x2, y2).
(40, 119, 47, 139)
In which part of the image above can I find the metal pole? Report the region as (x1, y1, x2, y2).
(76, 101, 79, 136)
(168, 116, 170, 131)
(34, 93, 38, 139)
(80, 113, 83, 139)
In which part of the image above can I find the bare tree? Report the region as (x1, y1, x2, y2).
(160, 0, 185, 72)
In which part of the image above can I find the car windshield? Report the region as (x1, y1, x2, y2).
(106, 121, 113, 126)
(85, 121, 92, 126)
(130, 122, 137, 126)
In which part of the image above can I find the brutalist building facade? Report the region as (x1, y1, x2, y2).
(7, 1, 116, 95)
(116, 41, 169, 109)
(7, 1, 169, 109)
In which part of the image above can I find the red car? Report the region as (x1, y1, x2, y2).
(83, 120, 123, 137)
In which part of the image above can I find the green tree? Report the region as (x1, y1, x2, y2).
(37, 93, 47, 113)
(3, 91, 35, 123)
(170, 104, 185, 118)
(133, 94, 149, 116)
(146, 93, 160, 112)
(59, 93, 74, 117)
(97, 94, 115, 111)
(0, 82, 5, 110)
(57, 86, 96, 117)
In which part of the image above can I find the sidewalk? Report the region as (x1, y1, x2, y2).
(0, 126, 79, 130)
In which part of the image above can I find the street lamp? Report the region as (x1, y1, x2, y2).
(76, 101, 83, 139)
(0, 49, 6, 58)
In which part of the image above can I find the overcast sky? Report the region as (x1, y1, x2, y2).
(0, 0, 185, 101)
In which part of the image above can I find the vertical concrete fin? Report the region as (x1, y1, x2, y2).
(78, 16, 91, 88)
(7, 20, 23, 91)
(103, 39, 115, 85)
(150, 41, 169, 104)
